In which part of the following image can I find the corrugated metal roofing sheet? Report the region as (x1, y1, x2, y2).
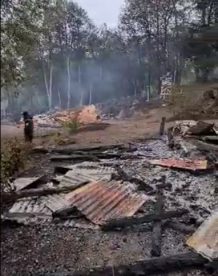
(60, 166, 114, 187)
(43, 194, 68, 212)
(65, 181, 148, 225)
(12, 176, 44, 191)
(62, 219, 99, 230)
(186, 211, 218, 261)
(6, 197, 52, 224)
(150, 159, 208, 172)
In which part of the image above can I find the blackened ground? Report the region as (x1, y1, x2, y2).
(1, 224, 211, 276)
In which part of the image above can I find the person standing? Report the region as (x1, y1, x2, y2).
(22, 111, 34, 142)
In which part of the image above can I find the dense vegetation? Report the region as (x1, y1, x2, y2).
(1, 0, 218, 115)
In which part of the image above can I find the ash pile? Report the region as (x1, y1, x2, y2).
(1, 120, 218, 275)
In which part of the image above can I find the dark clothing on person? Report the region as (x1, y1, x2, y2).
(23, 112, 34, 142)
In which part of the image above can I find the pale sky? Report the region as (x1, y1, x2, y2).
(75, 0, 125, 28)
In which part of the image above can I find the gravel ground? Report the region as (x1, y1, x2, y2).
(1, 224, 211, 276)
(1, 139, 217, 276)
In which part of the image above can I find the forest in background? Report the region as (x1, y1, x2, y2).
(1, 0, 218, 117)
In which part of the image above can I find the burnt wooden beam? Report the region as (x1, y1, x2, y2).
(50, 252, 209, 276)
(2, 181, 89, 202)
(52, 206, 78, 218)
(151, 191, 164, 257)
(50, 154, 100, 162)
(33, 144, 127, 156)
(165, 221, 196, 234)
(114, 166, 154, 193)
(101, 208, 189, 231)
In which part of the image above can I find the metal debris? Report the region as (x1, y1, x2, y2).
(150, 159, 208, 172)
(12, 176, 44, 191)
(65, 180, 148, 225)
(62, 219, 99, 230)
(43, 194, 69, 212)
(187, 211, 218, 261)
(60, 166, 114, 187)
(5, 197, 52, 224)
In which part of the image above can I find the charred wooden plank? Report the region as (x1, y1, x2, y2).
(2, 181, 89, 202)
(114, 166, 154, 193)
(151, 191, 164, 257)
(192, 140, 218, 152)
(101, 209, 188, 231)
(52, 206, 78, 218)
(50, 154, 99, 162)
(33, 144, 127, 155)
(165, 221, 196, 234)
(70, 252, 209, 276)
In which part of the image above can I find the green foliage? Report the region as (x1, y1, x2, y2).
(1, 0, 44, 88)
(62, 119, 80, 134)
(1, 139, 29, 191)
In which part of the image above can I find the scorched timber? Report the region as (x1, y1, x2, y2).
(151, 191, 164, 257)
(57, 253, 210, 276)
(50, 154, 100, 162)
(37, 144, 127, 154)
(165, 221, 196, 234)
(114, 166, 154, 193)
(101, 209, 188, 231)
(2, 181, 89, 202)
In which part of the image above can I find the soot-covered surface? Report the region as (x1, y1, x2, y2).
(1, 138, 217, 275)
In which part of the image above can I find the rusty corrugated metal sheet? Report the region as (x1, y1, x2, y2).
(186, 211, 218, 260)
(65, 181, 148, 225)
(150, 159, 208, 172)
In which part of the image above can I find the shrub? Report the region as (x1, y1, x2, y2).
(62, 119, 80, 134)
(1, 139, 29, 191)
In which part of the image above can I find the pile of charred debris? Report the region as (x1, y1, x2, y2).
(2, 119, 218, 275)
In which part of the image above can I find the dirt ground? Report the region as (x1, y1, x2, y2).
(0, 107, 172, 147)
(2, 106, 217, 148)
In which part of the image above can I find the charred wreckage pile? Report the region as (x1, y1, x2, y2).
(2, 120, 218, 275)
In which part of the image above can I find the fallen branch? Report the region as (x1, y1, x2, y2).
(2, 181, 89, 202)
(101, 209, 188, 231)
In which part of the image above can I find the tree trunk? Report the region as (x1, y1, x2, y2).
(48, 64, 53, 110)
(134, 80, 137, 97)
(42, 62, 50, 109)
(78, 64, 81, 85)
(79, 89, 84, 107)
(58, 89, 61, 109)
(66, 57, 71, 109)
(202, 7, 206, 26)
(89, 83, 93, 105)
(215, 0, 218, 23)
